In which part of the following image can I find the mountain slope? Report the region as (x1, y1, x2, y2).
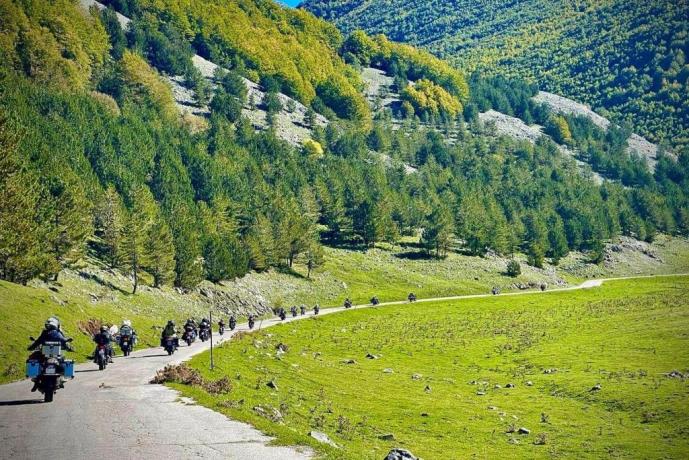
(302, 0, 689, 150)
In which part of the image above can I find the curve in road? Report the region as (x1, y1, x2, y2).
(0, 273, 686, 459)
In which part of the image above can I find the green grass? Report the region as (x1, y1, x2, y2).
(0, 270, 218, 383)
(177, 276, 689, 459)
(232, 234, 689, 308)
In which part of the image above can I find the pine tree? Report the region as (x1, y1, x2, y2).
(95, 185, 126, 269)
(41, 176, 92, 280)
(0, 116, 46, 283)
(144, 216, 176, 287)
(122, 186, 156, 294)
(421, 204, 453, 258)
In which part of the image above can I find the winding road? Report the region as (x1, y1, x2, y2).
(0, 274, 684, 459)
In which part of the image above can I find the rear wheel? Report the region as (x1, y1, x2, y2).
(43, 380, 55, 403)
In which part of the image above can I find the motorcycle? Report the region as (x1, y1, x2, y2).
(199, 327, 210, 342)
(95, 344, 108, 371)
(163, 336, 177, 356)
(218, 323, 225, 336)
(371, 297, 380, 306)
(344, 300, 352, 309)
(248, 317, 255, 329)
(183, 326, 197, 346)
(229, 318, 236, 331)
(26, 338, 74, 403)
(314, 305, 320, 315)
(408, 293, 417, 303)
(290, 307, 297, 317)
(119, 334, 133, 356)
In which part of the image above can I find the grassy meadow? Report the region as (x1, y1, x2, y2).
(176, 275, 689, 459)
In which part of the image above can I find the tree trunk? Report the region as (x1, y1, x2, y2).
(132, 267, 138, 294)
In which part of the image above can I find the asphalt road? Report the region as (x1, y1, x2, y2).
(0, 274, 683, 459)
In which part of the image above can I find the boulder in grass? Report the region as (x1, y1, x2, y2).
(309, 431, 339, 448)
(384, 448, 419, 460)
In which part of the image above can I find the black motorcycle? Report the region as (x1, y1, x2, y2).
(119, 334, 133, 356)
(95, 343, 108, 371)
(371, 297, 380, 306)
(408, 293, 417, 303)
(314, 305, 320, 315)
(218, 323, 225, 336)
(199, 326, 211, 342)
(183, 326, 197, 346)
(290, 307, 297, 317)
(279, 310, 286, 321)
(163, 336, 177, 355)
(26, 338, 74, 403)
(229, 318, 236, 331)
(344, 299, 352, 309)
(248, 317, 255, 329)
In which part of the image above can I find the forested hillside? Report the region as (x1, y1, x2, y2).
(0, 0, 688, 294)
(302, 0, 689, 151)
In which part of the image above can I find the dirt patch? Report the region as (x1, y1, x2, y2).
(151, 363, 232, 394)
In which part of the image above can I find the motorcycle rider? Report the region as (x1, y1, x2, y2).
(218, 318, 225, 332)
(183, 317, 198, 342)
(118, 319, 137, 347)
(300, 305, 306, 316)
(408, 292, 416, 302)
(313, 304, 320, 315)
(279, 308, 286, 321)
(248, 314, 256, 329)
(290, 306, 297, 317)
(93, 325, 114, 363)
(199, 317, 211, 339)
(161, 320, 179, 348)
(344, 298, 352, 308)
(229, 314, 237, 330)
(28, 317, 73, 392)
(370, 296, 379, 306)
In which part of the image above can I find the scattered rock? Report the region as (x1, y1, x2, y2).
(508, 437, 520, 445)
(379, 433, 396, 441)
(48, 286, 59, 293)
(412, 373, 423, 380)
(505, 383, 515, 388)
(666, 370, 686, 379)
(384, 448, 419, 460)
(253, 405, 283, 422)
(476, 391, 486, 396)
(309, 430, 338, 448)
(494, 384, 502, 389)
(526, 381, 534, 386)
(420, 412, 429, 417)
(589, 383, 602, 392)
(518, 427, 530, 435)
(424, 385, 431, 393)
(343, 359, 357, 365)
(275, 343, 289, 352)
(366, 353, 381, 360)
(543, 368, 558, 374)
(383, 368, 394, 374)
(266, 380, 278, 390)
(487, 406, 497, 411)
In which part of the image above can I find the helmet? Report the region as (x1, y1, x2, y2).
(45, 317, 60, 331)
(168, 320, 175, 326)
(122, 319, 132, 327)
(100, 325, 108, 332)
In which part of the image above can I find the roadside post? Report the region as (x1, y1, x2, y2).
(209, 310, 214, 370)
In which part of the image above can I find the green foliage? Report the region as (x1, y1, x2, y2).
(304, 0, 689, 150)
(506, 259, 521, 277)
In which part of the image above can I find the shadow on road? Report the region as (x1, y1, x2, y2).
(75, 369, 101, 373)
(0, 399, 44, 406)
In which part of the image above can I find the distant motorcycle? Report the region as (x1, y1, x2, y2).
(248, 316, 255, 329)
(314, 305, 320, 315)
(344, 299, 352, 309)
(183, 326, 197, 346)
(408, 293, 417, 303)
(218, 322, 225, 336)
(163, 336, 177, 356)
(290, 306, 298, 317)
(199, 327, 211, 342)
(26, 338, 74, 403)
(229, 317, 236, 331)
(95, 344, 108, 371)
(491, 287, 501, 295)
(370, 296, 380, 306)
(119, 333, 133, 356)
